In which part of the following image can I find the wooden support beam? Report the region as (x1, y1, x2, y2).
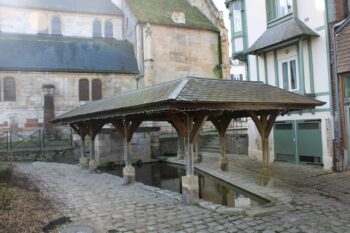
(211, 116, 232, 171)
(127, 120, 142, 142)
(249, 112, 279, 168)
(110, 119, 125, 138)
(189, 115, 208, 143)
(166, 113, 187, 137)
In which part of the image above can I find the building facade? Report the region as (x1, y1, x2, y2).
(226, 0, 334, 169)
(327, 0, 350, 171)
(0, 0, 229, 132)
(0, 0, 138, 132)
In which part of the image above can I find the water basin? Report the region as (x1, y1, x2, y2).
(103, 162, 269, 208)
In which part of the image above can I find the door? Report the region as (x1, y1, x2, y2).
(274, 120, 323, 165)
(297, 120, 322, 164)
(344, 104, 350, 169)
(274, 121, 296, 163)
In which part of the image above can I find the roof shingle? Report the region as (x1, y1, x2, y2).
(126, 0, 218, 31)
(0, 33, 139, 74)
(53, 77, 324, 124)
(247, 18, 319, 55)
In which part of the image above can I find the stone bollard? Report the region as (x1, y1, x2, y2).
(220, 157, 229, 171)
(88, 159, 98, 172)
(181, 175, 199, 205)
(123, 165, 135, 184)
(79, 158, 89, 169)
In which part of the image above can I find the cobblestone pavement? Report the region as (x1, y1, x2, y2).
(18, 159, 350, 233)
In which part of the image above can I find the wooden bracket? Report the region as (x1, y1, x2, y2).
(166, 113, 187, 137)
(211, 116, 232, 137)
(249, 112, 278, 138)
(110, 118, 142, 142)
(190, 115, 208, 143)
(88, 121, 105, 140)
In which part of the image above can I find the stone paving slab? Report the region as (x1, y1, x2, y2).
(18, 161, 350, 233)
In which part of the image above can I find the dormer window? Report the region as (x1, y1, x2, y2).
(276, 0, 293, 18)
(51, 16, 61, 35)
(267, 0, 293, 23)
(171, 11, 186, 24)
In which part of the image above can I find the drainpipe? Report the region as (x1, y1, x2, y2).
(332, 19, 347, 172)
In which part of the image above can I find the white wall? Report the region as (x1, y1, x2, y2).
(0, 6, 123, 39)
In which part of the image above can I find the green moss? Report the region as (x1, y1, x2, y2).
(126, 0, 219, 31)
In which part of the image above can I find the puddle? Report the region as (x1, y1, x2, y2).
(103, 162, 269, 208)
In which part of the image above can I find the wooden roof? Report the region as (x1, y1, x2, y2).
(52, 77, 324, 124)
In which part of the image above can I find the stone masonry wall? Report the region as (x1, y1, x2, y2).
(143, 24, 220, 86)
(0, 71, 136, 130)
(95, 128, 153, 165)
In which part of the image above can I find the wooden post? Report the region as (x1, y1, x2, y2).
(212, 117, 232, 171)
(249, 112, 278, 168)
(166, 112, 208, 205)
(111, 118, 141, 184)
(70, 123, 88, 168)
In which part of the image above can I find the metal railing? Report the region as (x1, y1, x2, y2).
(0, 128, 73, 152)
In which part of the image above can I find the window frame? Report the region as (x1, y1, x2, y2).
(51, 16, 62, 35)
(4, 77, 16, 101)
(92, 79, 102, 100)
(104, 20, 114, 39)
(232, 0, 243, 34)
(278, 56, 299, 92)
(93, 19, 102, 38)
(266, 0, 294, 25)
(79, 79, 90, 101)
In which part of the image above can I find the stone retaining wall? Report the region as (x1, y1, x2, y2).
(0, 148, 77, 163)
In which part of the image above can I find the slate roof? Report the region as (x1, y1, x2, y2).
(53, 77, 324, 124)
(126, 0, 218, 32)
(0, 0, 123, 16)
(247, 18, 319, 55)
(0, 33, 139, 74)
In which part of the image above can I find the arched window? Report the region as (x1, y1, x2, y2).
(4, 77, 16, 101)
(104, 20, 113, 38)
(79, 79, 89, 101)
(51, 16, 61, 35)
(93, 19, 102, 38)
(92, 79, 102, 100)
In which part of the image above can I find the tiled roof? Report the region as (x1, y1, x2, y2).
(53, 77, 324, 124)
(0, 0, 123, 15)
(126, 0, 218, 31)
(247, 18, 319, 55)
(0, 33, 139, 74)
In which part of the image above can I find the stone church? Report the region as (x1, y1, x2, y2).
(0, 0, 229, 132)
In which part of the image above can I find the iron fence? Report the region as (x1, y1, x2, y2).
(0, 128, 73, 152)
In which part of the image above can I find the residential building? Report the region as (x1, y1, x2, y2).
(226, 0, 334, 169)
(327, 0, 350, 171)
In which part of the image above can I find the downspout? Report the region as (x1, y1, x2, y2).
(332, 19, 346, 172)
(136, 23, 145, 89)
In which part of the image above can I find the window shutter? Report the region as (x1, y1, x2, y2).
(92, 79, 102, 100)
(79, 79, 89, 101)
